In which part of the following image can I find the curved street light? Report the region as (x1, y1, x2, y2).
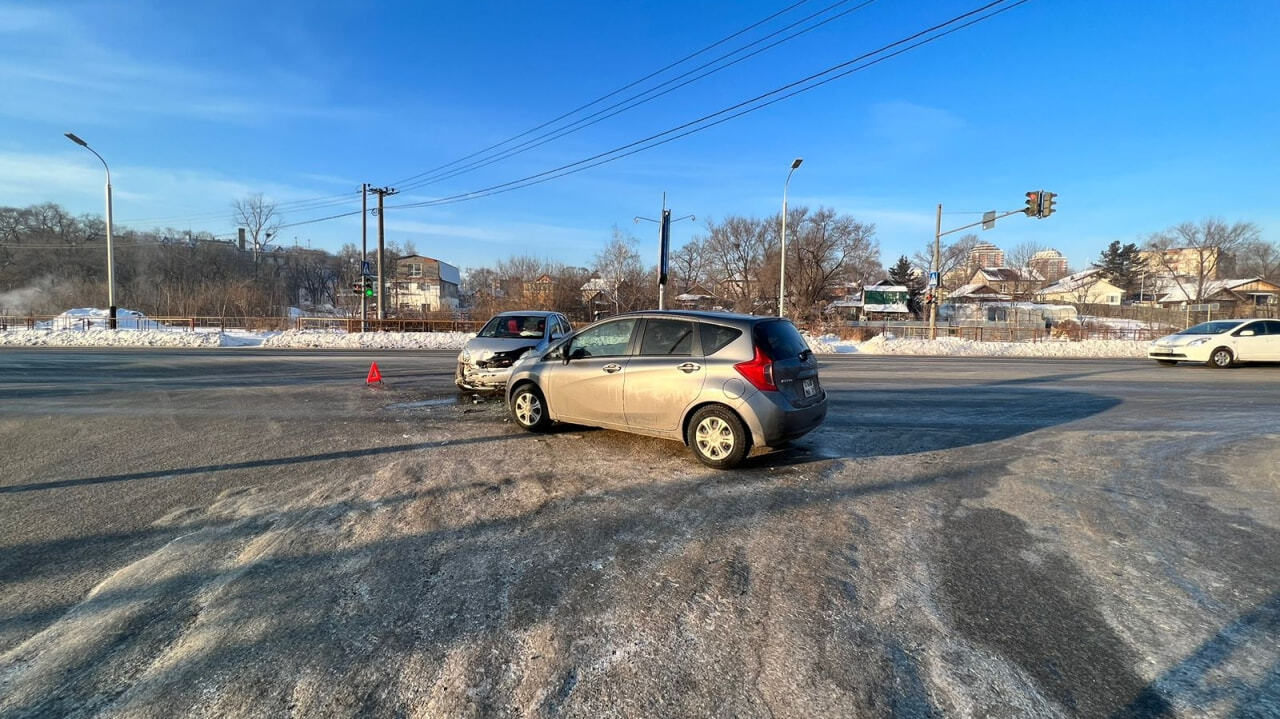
(779, 157, 803, 319)
(64, 132, 117, 329)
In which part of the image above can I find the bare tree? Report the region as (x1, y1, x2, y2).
(1006, 241, 1048, 300)
(785, 206, 879, 322)
(914, 233, 980, 289)
(701, 216, 770, 312)
(592, 227, 648, 311)
(1236, 239, 1280, 283)
(1146, 219, 1259, 302)
(669, 238, 708, 294)
(232, 193, 281, 257)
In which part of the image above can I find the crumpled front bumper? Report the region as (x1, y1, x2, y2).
(455, 361, 514, 391)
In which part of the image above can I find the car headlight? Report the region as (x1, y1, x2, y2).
(1187, 337, 1211, 347)
(459, 348, 471, 362)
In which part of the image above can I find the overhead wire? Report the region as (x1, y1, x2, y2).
(394, 0, 872, 193)
(119, 1, 817, 230)
(387, 0, 815, 188)
(385, 0, 1029, 211)
(151, 0, 1034, 233)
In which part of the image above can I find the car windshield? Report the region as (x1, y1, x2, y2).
(1176, 321, 1244, 335)
(478, 315, 547, 339)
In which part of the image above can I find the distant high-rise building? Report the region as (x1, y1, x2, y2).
(1030, 249, 1069, 282)
(967, 242, 1005, 270)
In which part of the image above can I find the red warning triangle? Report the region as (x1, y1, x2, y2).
(366, 362, 383, 384)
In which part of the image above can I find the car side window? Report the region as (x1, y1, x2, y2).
(698, 323, 742, 356)
(639, 318, 695, 356)
(568, 318, 637, 359)
(1235, 322, 1263, 336)
(1261, 320, 1280, 335)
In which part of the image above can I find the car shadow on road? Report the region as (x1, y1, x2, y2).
(743, 385, 1122, 470)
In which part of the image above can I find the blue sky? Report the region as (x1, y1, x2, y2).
(2, 0, 1277, 275)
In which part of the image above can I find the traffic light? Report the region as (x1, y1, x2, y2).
(364, 284, 374, 298)
(352, 280, 375, 297)
(1040, 192, 1057, 217)
(1024, 190, 1042, 217)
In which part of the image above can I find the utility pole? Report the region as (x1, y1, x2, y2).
(926, 190, 1059, 339)
(360, 183, 368, 331)
(634, 192, 693, 310)
(929, 203, 941, 340)
(367, 186, 398, 322)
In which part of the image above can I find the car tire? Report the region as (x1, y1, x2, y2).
(1155, 360, 1178, 366)
(510, 384, 552, 432)
(687, 405, 750, 469)
(1207, 347, 1234, 369)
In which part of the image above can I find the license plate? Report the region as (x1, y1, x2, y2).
(802, 378, 817, 397)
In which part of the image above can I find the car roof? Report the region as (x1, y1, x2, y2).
(491, 310, 560, 318)
(612, 309, 785, 325)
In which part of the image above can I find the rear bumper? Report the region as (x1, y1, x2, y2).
(739, 390, 827, 447)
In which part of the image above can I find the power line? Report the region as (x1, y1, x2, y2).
(387, 0, 816, 188)
(395, 0, 878, 193)
(117, 189, 362, 227)
(122, 2, 818, 230)
(390, 0, 1029, 210)
(263, 0, 1031, 230)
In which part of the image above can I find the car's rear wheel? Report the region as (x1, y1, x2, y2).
(687, 406, 750, 469)
(1207, 347, 1234, 369)
(1155, 359, 1177, 366)
(510, 384, 552, 432)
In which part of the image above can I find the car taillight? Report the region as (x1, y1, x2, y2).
(734, 346, 777, 391)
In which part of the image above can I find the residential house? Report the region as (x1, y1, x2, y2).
(673, 284, 718, 310)
(861, 281, 911, 320)
(1152, 277, 1280, 316)
(1035, 269, 1124, 306)
(967, 267, 1046, 299)
(522, 274, 555, 307)
(392, 255, 460, 314)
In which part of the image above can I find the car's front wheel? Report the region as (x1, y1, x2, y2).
(687, 405, 750, 469)
(510, 384, 552, 432)
(1207, 347, 1234, 369)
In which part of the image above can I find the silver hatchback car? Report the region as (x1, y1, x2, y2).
(505, 310, 827, 468)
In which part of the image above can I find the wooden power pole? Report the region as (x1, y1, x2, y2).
(367, 186, 398, 322)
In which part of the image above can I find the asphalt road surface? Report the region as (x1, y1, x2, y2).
(0, 348, 1277, 718)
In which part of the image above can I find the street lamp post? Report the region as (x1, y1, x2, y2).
(779, 157, 803, 319)
(64, 132, 117, 329)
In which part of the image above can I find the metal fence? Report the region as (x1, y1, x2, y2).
(0, 314, 489, 333)
(887, 324, 1170, 342)
(295, 317, 485, 333)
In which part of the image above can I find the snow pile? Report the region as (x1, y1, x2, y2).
(0, 329, 221, 347)
(259, 330, 473, 350)
(41, 307, 158, 330)
(846, 334, 1149, 358)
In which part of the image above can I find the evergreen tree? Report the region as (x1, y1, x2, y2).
(888, 255, 924, 319)
(1092, 241, 1147, 297)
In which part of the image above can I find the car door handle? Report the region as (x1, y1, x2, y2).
(603, 363, 623, 373)
(677, 362, 701, 373)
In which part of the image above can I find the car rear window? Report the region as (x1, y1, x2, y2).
(752, 320, 809, 360)
(698, 323, 742, 356)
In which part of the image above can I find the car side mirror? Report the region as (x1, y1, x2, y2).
(551, 331, 564, 340)
(1239, 330, 1256, 337)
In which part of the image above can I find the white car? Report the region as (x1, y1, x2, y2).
(455, 311, 573, 391)
(1148, 319, 1280, 367)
